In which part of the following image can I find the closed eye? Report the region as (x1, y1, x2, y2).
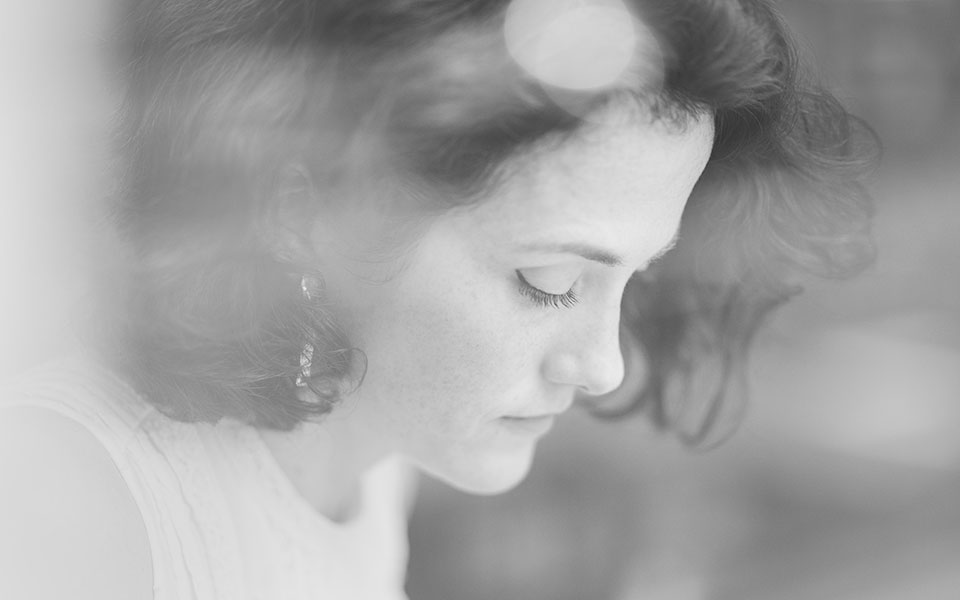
(515, 270, 580, 309)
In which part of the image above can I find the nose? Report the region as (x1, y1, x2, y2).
(541, 303, 626, 397)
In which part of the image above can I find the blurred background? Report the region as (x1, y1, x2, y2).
(2, 1, 959, 599)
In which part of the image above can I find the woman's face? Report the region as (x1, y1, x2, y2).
(323, 107, 714, 494)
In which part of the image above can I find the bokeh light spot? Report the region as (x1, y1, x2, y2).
(504, 0, 639, 92)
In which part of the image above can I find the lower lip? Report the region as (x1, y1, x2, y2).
(498, 416, 556, 436)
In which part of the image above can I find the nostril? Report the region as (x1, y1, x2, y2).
(582, 352, 626, 397)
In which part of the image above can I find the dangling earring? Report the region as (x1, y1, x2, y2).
(295, 274, 324, 388)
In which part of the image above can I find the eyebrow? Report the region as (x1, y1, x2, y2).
(519, 231, 680, 270)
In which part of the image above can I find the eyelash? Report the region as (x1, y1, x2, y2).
(515, 271, 581, 309)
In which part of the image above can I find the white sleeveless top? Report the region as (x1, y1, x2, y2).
(1, 357, 412, 600)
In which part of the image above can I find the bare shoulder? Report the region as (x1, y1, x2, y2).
(0, 407, 154, 600)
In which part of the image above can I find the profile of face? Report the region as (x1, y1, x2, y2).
(321, 104, 714, 494)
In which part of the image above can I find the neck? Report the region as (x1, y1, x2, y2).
(257, 413, 387, 523)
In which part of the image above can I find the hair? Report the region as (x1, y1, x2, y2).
(108, 0, 876, 443)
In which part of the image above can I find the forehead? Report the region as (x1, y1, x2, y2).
(446, 107, 715, 265)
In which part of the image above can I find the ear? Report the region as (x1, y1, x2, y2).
(262, 163, 327, 266)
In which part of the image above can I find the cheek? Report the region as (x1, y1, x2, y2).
(356, 270, 538, 433)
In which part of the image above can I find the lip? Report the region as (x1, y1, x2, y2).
(498, 415, 557, 436)
(509, 398, 575, 421)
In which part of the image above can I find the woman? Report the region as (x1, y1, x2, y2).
(0, 0, 874, 598)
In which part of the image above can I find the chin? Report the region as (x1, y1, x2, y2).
(419, 443, 539, 496)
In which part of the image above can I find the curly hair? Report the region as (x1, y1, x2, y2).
(108, 0, 876, 441)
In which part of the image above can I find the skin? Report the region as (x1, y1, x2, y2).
(261, 103, 715, 520)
